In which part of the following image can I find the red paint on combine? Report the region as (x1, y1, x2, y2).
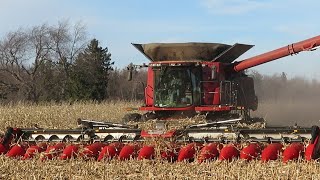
(0, 140, 318, 162)
(119, 144, 139, 160)
(305, 144, 316, 161)
(53, 143, 66, 150)
(97, 145, 117, 161)
(177, 143, 197, 162)
(219, 144, 239, 161)
(41, 143, 65, 160)
(305, 134, 320, 161)
(240, 143, 261, 161)
(138, 145, 155, 160)
(80, 142, 104, 159)
(42, 146, 55, 160)
(6, 145, 25, 158)
(0, 144, 7, 154)
(60, 145, 79, 160)
(261, 143, 283, 162)
(216, 143, 224, 151)
(109, 142, 124, 155)
(234, 35, 320, 72)
(37, 143, 48, 151)
(282, 143, 304, 162)
(198, 143, 219, 163)
(22, 145, 42, 160)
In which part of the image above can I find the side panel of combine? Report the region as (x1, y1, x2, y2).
(201, 65, 216, 105)
(145, 66, 154, 106)
(233, 77, 258, 111)
(201, 62, 224, 106)
(220, 81, 234, 106)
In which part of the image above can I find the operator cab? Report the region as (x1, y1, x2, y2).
(153, 65, 201, 108)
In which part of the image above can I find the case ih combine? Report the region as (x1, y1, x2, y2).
(1, 35, 320, 162)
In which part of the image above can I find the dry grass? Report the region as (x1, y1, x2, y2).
(0, 101, 140, 131)
(1, 101, 320, 180)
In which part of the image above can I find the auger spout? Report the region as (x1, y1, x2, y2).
(233, 35, 320, 72)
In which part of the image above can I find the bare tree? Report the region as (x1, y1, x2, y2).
(0, 29, 30, 100)
(49, 21, 87, 72)
(0, 21, 88, 102)
(48, 21, 87, 97)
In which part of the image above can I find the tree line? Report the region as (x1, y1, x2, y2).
(1, 21, 320, 104)
(0, 21, 146, 103)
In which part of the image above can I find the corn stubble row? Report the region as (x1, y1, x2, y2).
(1, 155, 320, 180)
(1, 101, 320, 179)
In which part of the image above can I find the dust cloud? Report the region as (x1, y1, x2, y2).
(251, 72, 320, 127)
(253, 100, 320, 127)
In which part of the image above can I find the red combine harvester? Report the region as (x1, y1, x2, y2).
(128, 42, 258, 122)
(127, 35, 320, 123)
(1, 35, 320, 162)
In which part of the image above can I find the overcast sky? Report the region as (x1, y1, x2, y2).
(0, 0, 319, 79)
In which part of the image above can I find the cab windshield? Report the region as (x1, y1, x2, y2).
(154, 66, 200, 107)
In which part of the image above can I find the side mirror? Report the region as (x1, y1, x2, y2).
(126, 63, 148, 81)
(128, 70, 133, 81)
(127, 64, 134, 81)
(211, 65, 217, 80)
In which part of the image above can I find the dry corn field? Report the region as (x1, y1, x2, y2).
(1, 101, 320, 180)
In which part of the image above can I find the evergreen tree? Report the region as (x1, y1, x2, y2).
(70, 39, 114, 101)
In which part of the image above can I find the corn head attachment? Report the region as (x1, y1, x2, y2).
(1, 119, 320, 162)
